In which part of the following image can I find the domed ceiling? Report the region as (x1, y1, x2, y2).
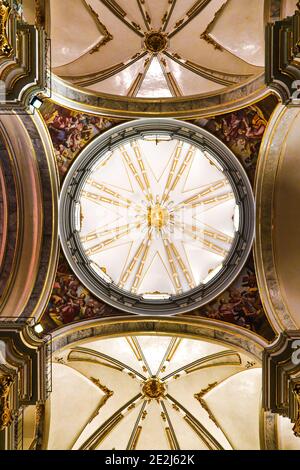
(59, 119, 254, 315)
(46, 334, 262, 450)
(50, 0, 265, 99)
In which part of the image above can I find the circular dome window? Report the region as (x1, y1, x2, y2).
(59, 119, 254, 315)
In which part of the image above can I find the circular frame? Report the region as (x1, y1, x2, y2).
(59, 119, 255, 316)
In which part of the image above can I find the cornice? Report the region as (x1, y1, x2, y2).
(49, 73, 268, 120)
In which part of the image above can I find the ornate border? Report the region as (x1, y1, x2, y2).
(50, 315, 266, 361)
(200, 0, 228, 52)
(254, 104, 298, 333)
(82, 1, 113, 55)
(0, 112, 59, 321)
(266, 8, 300, 103)
(59, 119, 255, 316)
(0, 1, 12, 57)
(50, 73, 267, 120)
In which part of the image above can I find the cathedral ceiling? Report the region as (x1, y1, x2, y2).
(1, 0, 300, 453)
(38, 93, 278, 340)
(50, 0, 265, 99)
(46, 334, 262, 450)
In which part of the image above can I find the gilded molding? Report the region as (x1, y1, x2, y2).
(99, 0, 144, 37)
(161, 0, 176, 32)
(254, 104, 298, 333)
(89, 376, 114, 422)
(0, 375, 13, 430)
(128, 425, 142, 450)
(0, 322, 50, 449)
(35, 0, 44, 27)
(293, 385, 300, 437)
(50, 72, 268, 122)
(66, 47, 250, 90)
(90, 376, 114, 404)
(0, 320, 51, 423)
(260, 411, 278, 450)
(168, 0, 212, 38)
(263, 332, 300, 434)
(29, 403, 45, 450)
(60, 52, 147, 88)
(0, 1, 12, 57)
(51, 316, 266, 361)
(266, 8, 300, 102)
(164, 51, 250, 86)
(83, 1, 113, 54)
(0, 116, 43, 318)
(194, 382, 219, 427)
(79, 394, 141, 450)
(0, 0, 47, 110)
(30, 111, 60, 323)
(165, 427, 177, 450)
(0, 112, 59, 322)
(200, 1, 228, 51)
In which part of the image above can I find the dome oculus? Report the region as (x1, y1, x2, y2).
(59, 119, 255, 315)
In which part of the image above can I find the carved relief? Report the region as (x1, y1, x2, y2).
(0, 0, 47, 110)
(90, 376, 114, 402)
(89, 377, 114, 422)
(194, 382, 219, 427)
(83, 2, 113, 55)
(0, 1, 12, 57)
(144, 31, 168, 53)
(142, 378, 166, 400)
(0, 375, 13, 430)
(34, 0, 44, 27)
(293, 385, 300, 438)
(32, 403, 45, 450)
(200, 1, 228, 51)
(266, 8, 300, 102)
(263, 333, 300, 436)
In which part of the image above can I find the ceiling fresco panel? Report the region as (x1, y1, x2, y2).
(38, 93, 278, 340)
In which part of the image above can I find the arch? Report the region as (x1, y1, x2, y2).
(50, 315, 267, 360)
(255, 104, 300, 332)
(0, 112, 59, 321)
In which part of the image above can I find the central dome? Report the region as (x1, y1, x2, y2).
(59, 119, 255, 315)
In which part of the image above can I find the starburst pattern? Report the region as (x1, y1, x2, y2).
(49, 335, 261, 450)
(57, 0, 258, 97)
(79, 136, 237, 297)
